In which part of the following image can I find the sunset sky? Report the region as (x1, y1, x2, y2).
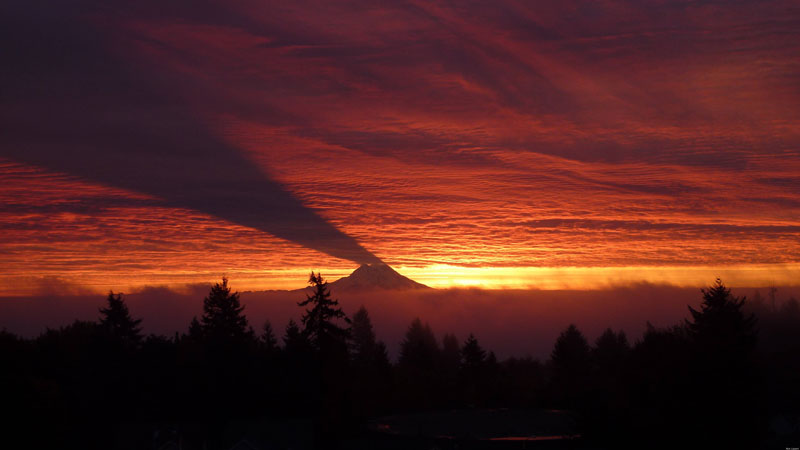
(2, 0, 800, 295)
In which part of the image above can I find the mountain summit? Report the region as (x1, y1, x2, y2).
(328, 264, 430, 291)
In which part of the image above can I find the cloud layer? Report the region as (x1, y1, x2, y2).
(1, 0, 799, 292)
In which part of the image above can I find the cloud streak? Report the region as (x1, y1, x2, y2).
(0, 0, 380, 265)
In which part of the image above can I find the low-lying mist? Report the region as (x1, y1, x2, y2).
(2, 283, 798, 359)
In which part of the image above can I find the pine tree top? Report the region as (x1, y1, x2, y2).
(551, 324, 590, 371)
(261, 320, 278, 352)
(298, 272, 350, 351)
(686, 278, 757, 346)
(399, 318, 440, 369)
(99, 291, 142, 345)
(200, 277, 252, 342)
(461, 333, 487, 369)
(351, 305, 377, 361)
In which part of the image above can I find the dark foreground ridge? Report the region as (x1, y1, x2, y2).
(327, 263, 431, 292)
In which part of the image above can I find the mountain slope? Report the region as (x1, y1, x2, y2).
(328, 264, 430, 292)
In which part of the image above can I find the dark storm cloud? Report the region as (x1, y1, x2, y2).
(0, 0, 381, 265)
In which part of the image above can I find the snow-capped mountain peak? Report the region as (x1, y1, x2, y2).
(328, 264, 430, 291)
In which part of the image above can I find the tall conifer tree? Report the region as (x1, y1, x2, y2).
(199, 277, 252, 343)
(298, 272, 350, 353)
(99, 291, 142, 345)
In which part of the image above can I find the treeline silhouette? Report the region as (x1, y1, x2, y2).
(1, 275, 799, 449)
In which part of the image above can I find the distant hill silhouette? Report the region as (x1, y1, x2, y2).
(328, 264, 430, 292)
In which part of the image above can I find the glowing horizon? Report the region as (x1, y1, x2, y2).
(5, 260, 800, 297)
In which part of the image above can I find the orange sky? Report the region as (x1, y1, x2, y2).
(1, 0, 800, 295)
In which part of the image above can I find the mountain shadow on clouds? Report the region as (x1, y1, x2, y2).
(0, 0, 381, 265)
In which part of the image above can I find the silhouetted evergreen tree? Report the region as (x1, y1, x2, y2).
(282, 319, 309, 354)
(459, 333, 488, 406)
(586, 328, 631, 443)
(484, 350, 501, 404)
(373, 341, 390, 369)
(349, 305, 391, 372)
(460, 333, 486, 370)
(199, 277, 253, 344)
(685, 278, 761, 447)
(187, 316, 203, 341)
(686, 278, 757, 349)
(397, 318, 442, 410)
(349, 306, 392, 418)
(593, 328, 629, 370)
(193, 278, 258, 430)
(398, 318, 439, 370)
(99, 291, 142, 346)
(277, 318, 317, 418)
(550, 324, 591, 408)
(298, 272, 350, 354)
(260, 320, 278, 353)
(350, 305, 377, 364)
(440, 332, 461, 404)
(441, 333, 461, 370)
(97, 292, 143, 427)
(250, 320, 280, 414)
(551, 324, 591, 375)
(297, 273, 353, 443)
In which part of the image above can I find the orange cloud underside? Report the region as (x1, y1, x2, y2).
(2, 147, 798, 295)
(2, 1, 800, 294)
